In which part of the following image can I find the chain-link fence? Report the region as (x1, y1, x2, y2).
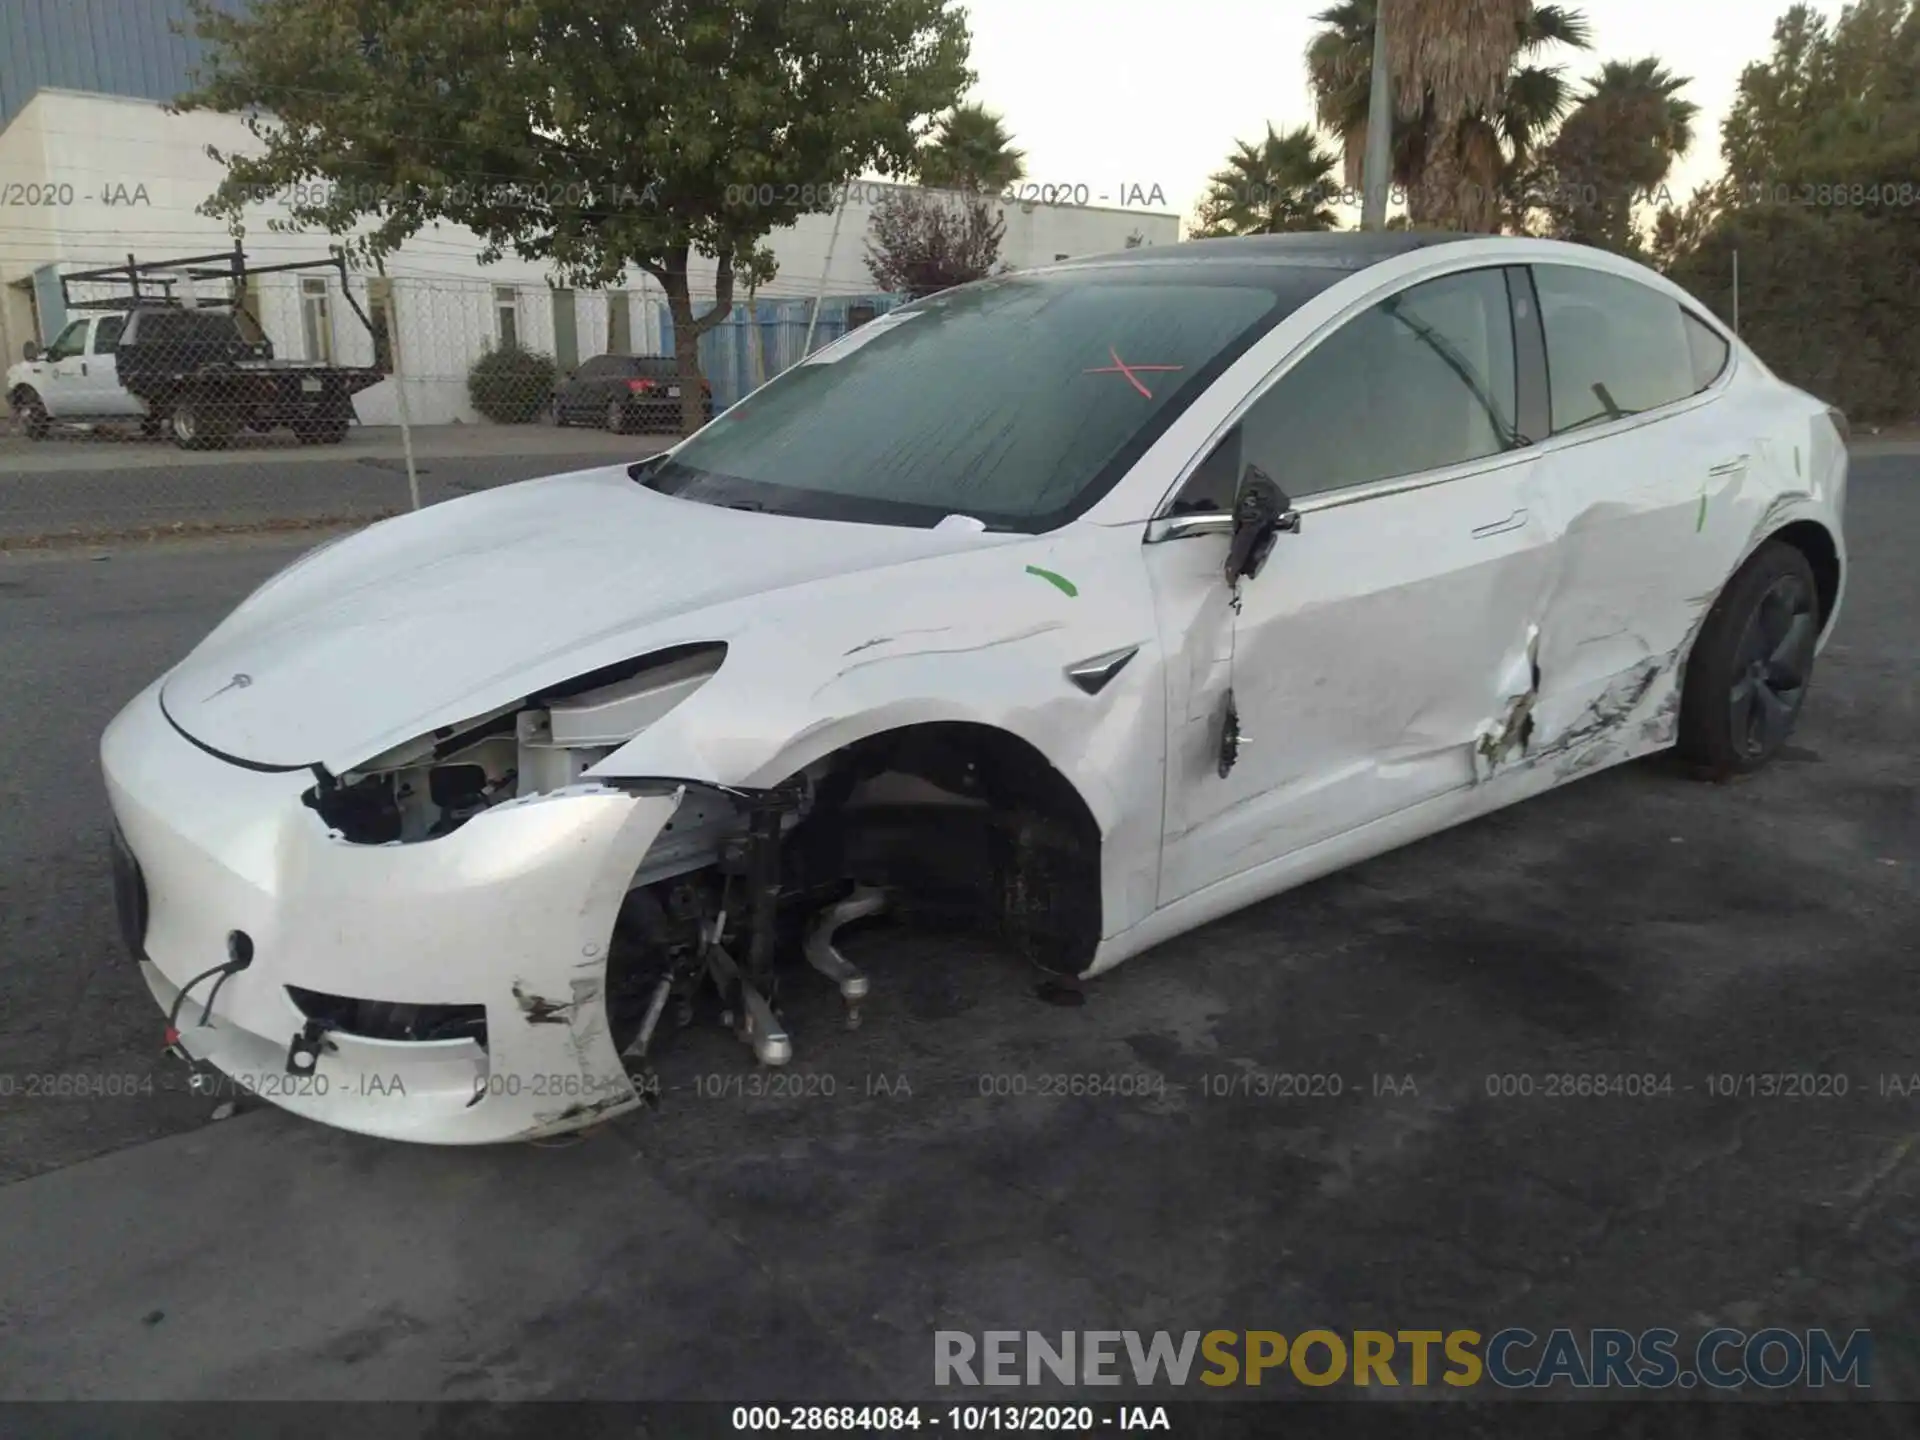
(0, 252, 905, 544)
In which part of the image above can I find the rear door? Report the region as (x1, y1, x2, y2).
(1148, 265, 1558, 905)
(86, 313, 145, 416)
(1522, 263, 1746, 743)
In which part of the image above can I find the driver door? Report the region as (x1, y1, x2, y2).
(36, 318, 92, 417)
(1147, 265, 1558, 906)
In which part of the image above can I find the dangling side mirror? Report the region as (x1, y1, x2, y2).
(21, 340, 40, 362)
(1223, 464, 1299, 584)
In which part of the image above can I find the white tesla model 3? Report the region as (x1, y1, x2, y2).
(101, 233, 1849, 1143)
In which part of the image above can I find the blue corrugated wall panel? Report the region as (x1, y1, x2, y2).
(0, 0, 248, 130)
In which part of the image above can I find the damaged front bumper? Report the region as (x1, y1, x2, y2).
(101, 681, 678, 1144)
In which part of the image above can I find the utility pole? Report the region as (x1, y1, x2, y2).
(1360, 0, 1393, 230)
(803, 183, 853, 357)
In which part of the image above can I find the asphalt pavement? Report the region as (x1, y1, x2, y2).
(0, 459, 1914, 1406)
(0, 424, 670, 542)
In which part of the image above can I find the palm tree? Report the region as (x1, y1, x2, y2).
(1533, 57, 1698, 249)
(1192, 124, 1341, 235)
(916, 102, 1027, 193)
(1306, 0, 1592, 230)
(1584, 58, 1699, 169)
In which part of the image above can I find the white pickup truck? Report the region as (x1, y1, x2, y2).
(8, 303, 380, 448)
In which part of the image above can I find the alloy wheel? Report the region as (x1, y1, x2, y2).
(1727, 572, 1817, 760)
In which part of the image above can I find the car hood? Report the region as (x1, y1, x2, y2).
(160, 464, 1027, 771)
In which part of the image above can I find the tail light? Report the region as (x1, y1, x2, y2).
(627, 379, 657, 393)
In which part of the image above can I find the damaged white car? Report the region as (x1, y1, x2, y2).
(102, 234, 1849, 1143)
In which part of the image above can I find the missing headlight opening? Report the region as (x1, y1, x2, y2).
(303, 644, 727, 843)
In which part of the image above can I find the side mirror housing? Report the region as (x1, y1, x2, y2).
(21, 340, 40, 362)
(1223, 464, 1299, 584)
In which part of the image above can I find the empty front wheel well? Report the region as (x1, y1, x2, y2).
(1770, 520, 1840, 626)
(784, 720, 1105, 975)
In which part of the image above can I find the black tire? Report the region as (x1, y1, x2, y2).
(170, 395, 233, 451)
(139, 410, 165, 439)
(1676, 539, 1821, 779)
(294, 407, 350, 445)
(13, 389, 48, 439)
(605, 395, 631, 434)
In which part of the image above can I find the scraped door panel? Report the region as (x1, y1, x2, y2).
(1523, 263, 1754, 745)
(1151, 460, 1552, 906)
(1529, 411, 1737, 740)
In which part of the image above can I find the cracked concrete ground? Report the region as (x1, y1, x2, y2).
(0, 459, 1914, 1406)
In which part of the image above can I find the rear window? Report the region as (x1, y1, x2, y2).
(1535, 264, 1697, 432)
(1682, 310, 1730, 392)
(646, 266, 1342, 531)
(135, 310, 239, 344)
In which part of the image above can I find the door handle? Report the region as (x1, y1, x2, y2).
(1471, 508, 1528, 540)
(80, 362, 88, 376)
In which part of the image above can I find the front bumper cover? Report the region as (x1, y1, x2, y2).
(101, 680, 680, 1144)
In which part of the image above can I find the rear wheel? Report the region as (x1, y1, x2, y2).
(171, 394, 234, 451)
(294, 405, 350, 445)
(1677, 540, 1821, 779)
(13, 389, 48, 439)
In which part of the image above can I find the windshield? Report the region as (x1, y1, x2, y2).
(642, 264, 1344, 531)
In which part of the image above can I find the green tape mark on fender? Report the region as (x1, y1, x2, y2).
(1025, 565, 1078, 597)
(1696, 493, 1708, 532)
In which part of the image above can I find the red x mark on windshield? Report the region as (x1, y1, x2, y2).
(1083, 345, 1184, 399)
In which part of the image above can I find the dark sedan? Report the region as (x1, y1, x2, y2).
(552, 353, 714, 433)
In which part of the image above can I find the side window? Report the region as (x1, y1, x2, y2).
(93, 315, 125, 352)
(1237, 267, 1520, 498)
(574, 355, 618, 380)
(192, 313, 239, 345)
(1682, 310, 1730, 393)
(44, 319, 89, 361)
(1534, 264, 1697, 433)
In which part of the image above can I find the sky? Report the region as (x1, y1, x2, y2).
(957, 0, 1848, 224)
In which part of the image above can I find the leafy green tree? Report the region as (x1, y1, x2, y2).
(179, 0, 972, 434)
(916, 102, 1027, 192)
(1191, 124, 1341, 236)
(1306, 0, 1590, 230)
(1658, 0, 1920, 423)
(1716, 0, 1920, 204)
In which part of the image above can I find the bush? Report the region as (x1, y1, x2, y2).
(1665, 207, 1920, 425)
(467, 342, 557, 424)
